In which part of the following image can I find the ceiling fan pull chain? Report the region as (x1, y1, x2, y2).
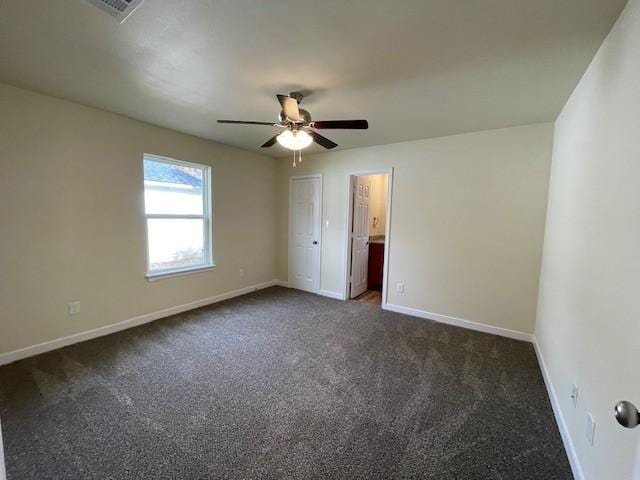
(291, 149, 302, 167)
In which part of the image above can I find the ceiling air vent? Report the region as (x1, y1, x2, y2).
(85, 0, 144, 23)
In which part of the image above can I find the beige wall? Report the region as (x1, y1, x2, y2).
(277, 123, 553, 334)
(0, 83, 552, 355)
(0, 83, 277, 355)
(536, 1, 640, 478)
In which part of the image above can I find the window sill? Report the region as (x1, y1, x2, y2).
(146, 264, 215, 282)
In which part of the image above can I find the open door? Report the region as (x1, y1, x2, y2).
(350, 176, 370, 298)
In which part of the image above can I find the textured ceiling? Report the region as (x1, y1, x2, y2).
(0, 0, 627, 156)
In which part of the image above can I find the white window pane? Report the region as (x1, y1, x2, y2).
(147, 218, 207, 271)
(143, 159, 204, 215)
(144, 185, 204, 215)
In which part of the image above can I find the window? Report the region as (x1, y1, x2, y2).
(143, 154, 212, 278)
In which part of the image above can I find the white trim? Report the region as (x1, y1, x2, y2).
(0, 280, 278, 366)
(383, 303, 534, 342)
(342, 175, 354, 300)
(342, 168, 394, 308)
(0, 415, 5, 480)
(142, 153, 214, 279)
(143, 152, 211, 171)
(145, 214, 205, 220)
(288, 174, 323, 294)
(533, 338, 584, 480)
(318, 289, 345, 300)
(274, 279, 289, 288)
(146, 264, 215, 281)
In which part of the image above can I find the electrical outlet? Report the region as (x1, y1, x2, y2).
(586, 413, 596, 446)
(571, 384, 579, 408)
(239, 268, 245, 277)
(68, 301, 81, 316)
(396, 282, 405, 294)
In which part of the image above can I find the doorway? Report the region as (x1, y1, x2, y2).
(288, 175, 322, 293)
(344, 169, 393, 306)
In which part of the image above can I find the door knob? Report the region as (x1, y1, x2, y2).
(312, 240, 318, 245)
(614, 400, 640, 428)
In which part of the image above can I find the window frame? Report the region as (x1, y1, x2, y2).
(143, 153, 214, 280)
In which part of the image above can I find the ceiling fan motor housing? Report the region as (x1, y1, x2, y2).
(279, 108, 312, 124)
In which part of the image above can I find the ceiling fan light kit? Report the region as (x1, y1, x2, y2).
(276, 129, 313, 150)
(217, 91, 369, 166)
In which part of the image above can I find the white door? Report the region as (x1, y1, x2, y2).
(350, 176, 370, 298)
(289, 176, 321, 293)
(634, 439, 640, 480)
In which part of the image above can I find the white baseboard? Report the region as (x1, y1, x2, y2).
(274, 280, 342, 300)
(533, 338, 584, 480)
(383, 303, 533, 342)
(0, 280, 279, 366)
(318, 289, 345, 300)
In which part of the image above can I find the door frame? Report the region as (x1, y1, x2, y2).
(288, 174, 323, 294)
(342, 168, 394, 307)
(634, 441, 640, 480)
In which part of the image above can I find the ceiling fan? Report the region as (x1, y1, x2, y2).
(218, 92, 368, 165)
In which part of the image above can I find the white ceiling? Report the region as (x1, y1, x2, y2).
(0, 0, 627, 156)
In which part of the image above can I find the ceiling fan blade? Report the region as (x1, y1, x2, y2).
(311, 120, 368, 130)
(217, 120, 279, 126)
(261, 135, 279, 148)
(277, 94, 301, 122)
(309, 130, 338, 149)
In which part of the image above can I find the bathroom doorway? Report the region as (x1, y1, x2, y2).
(344, 169, 392, 307)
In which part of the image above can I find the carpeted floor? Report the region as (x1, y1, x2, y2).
(0, 287, 572, 479)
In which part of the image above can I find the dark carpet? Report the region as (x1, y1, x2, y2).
(0, 287, 572, 479)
